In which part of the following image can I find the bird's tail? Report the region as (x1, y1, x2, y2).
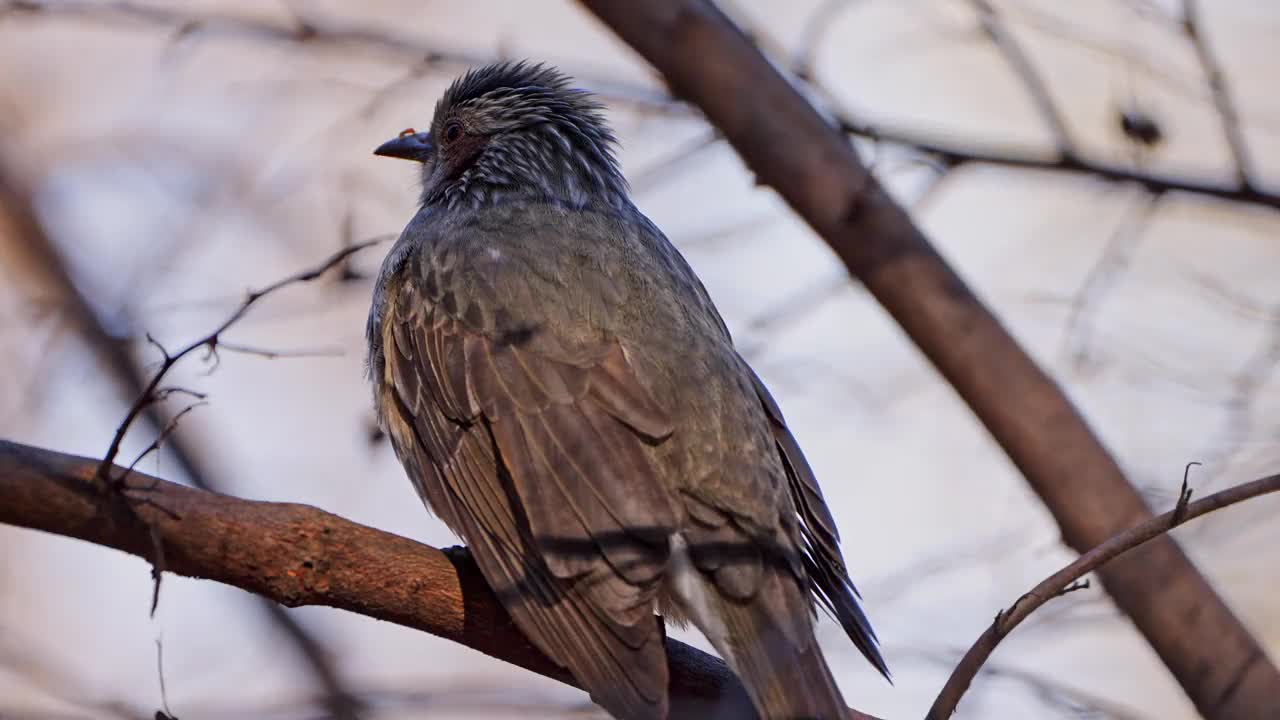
(717, 589, 850, 719)
(670, 537, 851, 720)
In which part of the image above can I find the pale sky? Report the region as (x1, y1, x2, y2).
(1, 1, 1277, 718)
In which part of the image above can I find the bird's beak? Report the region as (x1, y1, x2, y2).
(374, 130, 434, 162)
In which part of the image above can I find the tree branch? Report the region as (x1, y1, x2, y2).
(575, 2, 1280, 718)
(0, 0, 675, 112)
(832, 117, 1279, 210)
(1181, 0, 1256, 189)
(928, 470, 1280, 719)
(94, 237, 380, 482)
(964, 0, 1077, 159)
(9, 0, 1279, 212)
(0, 439, 883, 720)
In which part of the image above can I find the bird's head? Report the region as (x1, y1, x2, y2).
(374, 61, 628, 210)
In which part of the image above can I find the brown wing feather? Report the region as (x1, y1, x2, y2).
(379, 279, 676, 720)
(747, 365, 889, 679)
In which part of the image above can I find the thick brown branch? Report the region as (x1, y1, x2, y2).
(0, 440, 882, 720)
(576, 2, 1280, 717)
(928, 472, 1280, 719)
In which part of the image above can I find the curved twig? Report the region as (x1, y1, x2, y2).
(95, 239, 382, 483)
(926, 471, 1280, 719)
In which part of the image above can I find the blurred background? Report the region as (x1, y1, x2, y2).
(1, 1, 1278, 718)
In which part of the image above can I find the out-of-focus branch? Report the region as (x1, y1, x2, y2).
(0, 440, 883, 720)
(9, 0, 1278, 211)
(965, 0, 1077, 159)
(792, 2, 1279, 210)
(0, 152, 364, 720)
(928, 470, 1280, 719)
(834, 117, 1280, 210)
(1181, 0, 1256, 190)
(0, 0, 674, 111)
(576, 2, 1280, 718)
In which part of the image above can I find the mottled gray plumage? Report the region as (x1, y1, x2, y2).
(367, 61, 887, 720)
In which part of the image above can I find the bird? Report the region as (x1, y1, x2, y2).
(366, 61, 888, 720)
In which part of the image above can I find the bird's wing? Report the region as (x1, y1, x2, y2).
(748, 364, 889, 679)
(375, 254, 678, 720)
(661, 361, 887, 717)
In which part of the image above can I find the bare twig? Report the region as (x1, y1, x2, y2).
(906, 648, 1153, 720)
(793, 0, 868, 79)
(1181, 0, 1255, 189)
(927, 471, 1280, 719)
(125, 400, 207, 481)
(95, 239, 381, 484)
(0, 439, 884, 720)
(155, 639, 174, 720)
(629, 129, 722, 192)
(833, 115, 1280, 210)
(215, 340, 345, 360)
(965, 0, 1077, 158)
(1062, 190, 1160, 372)
(0, 0, 676, 112)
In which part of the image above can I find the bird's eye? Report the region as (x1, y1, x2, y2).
(444, 122, 463, 143)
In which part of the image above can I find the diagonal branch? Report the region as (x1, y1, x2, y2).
(575, 2, 1280, 718)
(927, 470, 1280, 719)
(0, 439, 883, 720)
(1181, 0, 1255, 189)
(965, 0, 1077, 159)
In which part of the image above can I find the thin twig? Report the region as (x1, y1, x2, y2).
(1181, 0, 1255, 189)
(834, 113, 1280, 210)
(125, 400, 207, 480)
(965, 0, 1077, 159)
(1062, 190, 1161, 372)
(0, 0, 676, 111)
(95, 238, 382, 485)
(926, 471, 1280, 719)
(629, 129, 722, 192)
(155, 638, 174, 720)
(215, 341, 345, 360)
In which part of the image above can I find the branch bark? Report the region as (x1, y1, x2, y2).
(0, 439, 882, 720)
(576, 2, 1280, 717)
